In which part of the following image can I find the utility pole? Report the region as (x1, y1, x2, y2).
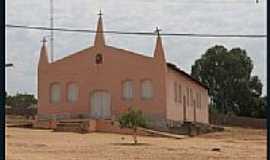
(50, 0, 54, 62)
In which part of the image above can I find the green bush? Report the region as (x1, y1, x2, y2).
(118, 107, 147, 144)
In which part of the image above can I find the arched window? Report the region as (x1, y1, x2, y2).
(95, 54, 103, 64)
(141, 80, 153, 99)
(50, 83, 61, 104)
(122, 80, 133, 100)
(67, 83, 79, 103)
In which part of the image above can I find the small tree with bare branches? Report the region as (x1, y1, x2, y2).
(118, 107, 147, 144)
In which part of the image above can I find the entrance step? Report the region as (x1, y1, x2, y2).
(54, 119, 93, 133)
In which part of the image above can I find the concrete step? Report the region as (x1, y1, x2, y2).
(59, 119, 90, 123)
(54, 121, 89, 133)
(55, 126, 81, 131)
(57, 123, 82, 127)
(7, 122, 33, 128)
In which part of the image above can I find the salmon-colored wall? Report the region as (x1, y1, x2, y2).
(38, 45, 167, 120)
(37, 15, 208, 127)
(166, 67, 209, 124)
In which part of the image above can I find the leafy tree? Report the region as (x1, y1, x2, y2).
(5, 93, 37, 117)
(6, 93, 37, 108)
(191, 45, 263, 117)
(118, 107, 147, 144)
(251, 96, 266, 118)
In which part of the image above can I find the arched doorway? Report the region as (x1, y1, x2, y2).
(90, 91, 111, 119)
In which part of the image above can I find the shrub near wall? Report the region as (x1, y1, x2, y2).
(210, 113, 266, 129)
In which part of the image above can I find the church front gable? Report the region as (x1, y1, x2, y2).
(37, 12, 168, 122)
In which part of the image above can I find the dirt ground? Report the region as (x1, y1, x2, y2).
(6, 127, 266, 160)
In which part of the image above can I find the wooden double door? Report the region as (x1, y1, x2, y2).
(90, 91, 111, 119)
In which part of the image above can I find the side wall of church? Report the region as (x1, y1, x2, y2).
(165, 67, 209, 124)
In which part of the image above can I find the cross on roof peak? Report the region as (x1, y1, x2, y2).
(98, 9, 103, 17)
(41, 37, 47, 45)
(155, 27, 162, 35)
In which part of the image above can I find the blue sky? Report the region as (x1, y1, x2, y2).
(5, 0, 267, 96)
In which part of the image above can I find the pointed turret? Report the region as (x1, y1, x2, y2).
(38, 37, 49, 70)
(94, 10, 105, 47)
(153, 27, 166, 64)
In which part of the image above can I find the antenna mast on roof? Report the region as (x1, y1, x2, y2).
(50, 0, 54, 62)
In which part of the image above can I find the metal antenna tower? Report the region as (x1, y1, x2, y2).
(50, 0, 54, 62)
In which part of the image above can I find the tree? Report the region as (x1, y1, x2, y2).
(5, 93, 38, 117)
(251, 96, 266, 118)
(6, 93, 37, 108)
(191, 45, 263, 117)
(118, 107, 147, 144)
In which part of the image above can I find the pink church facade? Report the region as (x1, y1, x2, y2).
(37, 15, 209, 130)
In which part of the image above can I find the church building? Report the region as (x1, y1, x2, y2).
(37, 13, 209, 130)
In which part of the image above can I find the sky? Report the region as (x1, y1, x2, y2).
(5, 0, 267, 97)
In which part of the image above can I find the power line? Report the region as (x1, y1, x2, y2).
(6, 24, 266, 38)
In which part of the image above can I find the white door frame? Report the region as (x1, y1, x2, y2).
(90, 90, 112, 119)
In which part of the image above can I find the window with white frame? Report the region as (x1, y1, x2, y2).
(141, 80, 153, 99)
(50, 83, 61, 104)
(67, 83, 79, 103)
(123, 80, 133, 100)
